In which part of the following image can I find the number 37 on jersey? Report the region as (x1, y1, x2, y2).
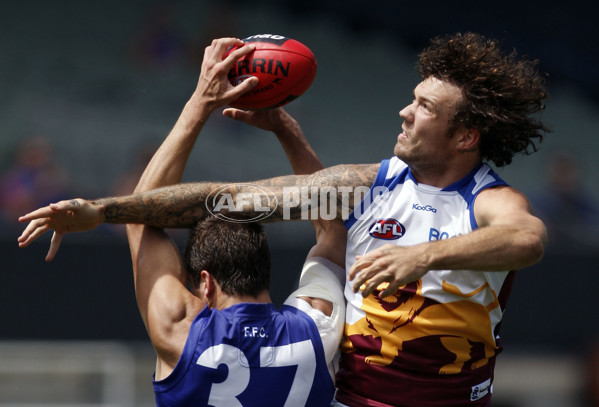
(197, 340, 317, 407)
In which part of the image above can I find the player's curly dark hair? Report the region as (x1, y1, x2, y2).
(185, 217, 271, 297)
(417, 32, 550, 167)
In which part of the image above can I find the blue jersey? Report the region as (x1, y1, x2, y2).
(153, 302, 335, 407)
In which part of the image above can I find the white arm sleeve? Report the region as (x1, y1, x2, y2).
(283, 257, 346, 379)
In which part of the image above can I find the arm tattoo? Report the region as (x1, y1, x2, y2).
(97, 183, 215, 228)
(96, 163, 380, 227)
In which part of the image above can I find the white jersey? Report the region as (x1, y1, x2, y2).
(336, 157, 513, 406)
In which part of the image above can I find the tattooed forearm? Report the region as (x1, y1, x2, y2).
(97, 183, 216, 228)
(94, 163, 380, 227)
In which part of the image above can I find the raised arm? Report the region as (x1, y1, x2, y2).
(126, 38, 260, 374)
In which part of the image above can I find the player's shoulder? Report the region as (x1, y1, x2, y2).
(476, 184, 529, 204)
(474, 184, 536, 228)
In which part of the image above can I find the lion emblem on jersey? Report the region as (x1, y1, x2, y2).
(342, 279, 500, 374)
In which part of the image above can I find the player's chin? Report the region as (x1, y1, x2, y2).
(393, 143, 405, 159)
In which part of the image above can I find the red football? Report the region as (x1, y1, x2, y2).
(225, 34, 317, 110)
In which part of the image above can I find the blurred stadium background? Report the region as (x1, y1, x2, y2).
(1, 1, 598, 406)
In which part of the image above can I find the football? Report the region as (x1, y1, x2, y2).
(225, 34, 317, 110)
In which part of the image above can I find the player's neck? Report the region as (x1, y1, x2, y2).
(214, 289, 272, 310)
(410, 157, 482, 188)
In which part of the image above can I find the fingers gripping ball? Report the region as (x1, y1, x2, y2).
(225, 34, 317, 110)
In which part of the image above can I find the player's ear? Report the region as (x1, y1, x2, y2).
(200, 270, 212, 298)
(456, 128, 480, 152)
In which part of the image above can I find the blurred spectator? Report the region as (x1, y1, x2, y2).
(531, 151, 599, 254)
(0, 136, 72, 235)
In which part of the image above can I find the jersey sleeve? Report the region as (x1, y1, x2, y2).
(283, 257, 346, 377)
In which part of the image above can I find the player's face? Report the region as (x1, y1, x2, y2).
(394, 77, 463, 170)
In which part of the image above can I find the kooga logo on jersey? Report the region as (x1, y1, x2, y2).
(412, 203, 437, 213)
(369, 219, 406, 240)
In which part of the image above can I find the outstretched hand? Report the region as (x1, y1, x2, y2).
(18, 199, 103, 261)
(348, 243, 429, 298)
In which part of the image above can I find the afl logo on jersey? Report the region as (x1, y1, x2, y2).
(369, 218, 405, 240)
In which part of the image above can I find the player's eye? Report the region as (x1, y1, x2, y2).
(420, 103, 432, 112)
